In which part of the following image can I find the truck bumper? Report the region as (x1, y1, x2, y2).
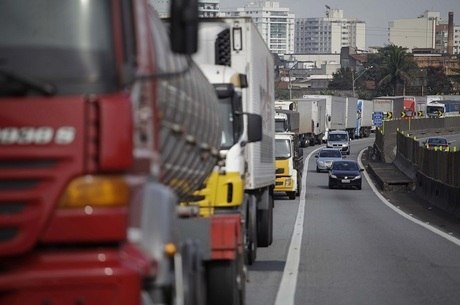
(274, 176, 296, 192)
(0, 244, 151, 305)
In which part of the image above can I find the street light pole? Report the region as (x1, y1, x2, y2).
(352, 65, 373, 97)
(288, 61, 298, 100)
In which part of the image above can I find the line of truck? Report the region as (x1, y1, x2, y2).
(0, 2, 275, 305)
(275, 94, 460, 149)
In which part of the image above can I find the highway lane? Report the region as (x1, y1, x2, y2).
(246, 136, 460, 305)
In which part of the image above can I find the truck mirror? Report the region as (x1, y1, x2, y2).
(246, 113, 262, 143)
(169, 0, 198, 54)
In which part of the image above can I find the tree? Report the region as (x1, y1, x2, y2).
(328, 67, 352, 90)
(426, 66, 452, 95)
(449, 55, 460, 91)
(370, 44, 418, 96)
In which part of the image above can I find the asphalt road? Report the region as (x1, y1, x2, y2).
(246, 136, 460, 305)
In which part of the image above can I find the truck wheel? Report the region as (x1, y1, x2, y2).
(206, 260, 243, 305)
(257, 189, 273, 247)
(287, 192, 296, 200)
(180, 241, 206, 305)
(245, 195, 258, 265)
(363, 128, 370, 137)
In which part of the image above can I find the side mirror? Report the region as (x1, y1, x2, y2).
(246, 113, 262, 143)
(170, 0, 198, 54)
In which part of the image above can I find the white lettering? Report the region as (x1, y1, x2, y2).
(55, 127, 76, 144)
(0, 126, 75, 145)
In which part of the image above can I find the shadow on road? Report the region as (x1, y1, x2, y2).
(248, 260, 285, 272)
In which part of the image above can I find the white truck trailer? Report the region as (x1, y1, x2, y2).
(292, 97, 327, 145)
(194, 17, 276, 251)
(302, 94, 332, 142)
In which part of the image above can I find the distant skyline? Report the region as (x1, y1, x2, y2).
(219, 0, 460, 48)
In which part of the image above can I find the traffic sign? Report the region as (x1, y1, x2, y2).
(385, 112, 393, 120)
(372, 111, 384, 126)
(417, 111, 425, 117)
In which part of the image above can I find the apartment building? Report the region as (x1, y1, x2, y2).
(220, 1, 295, 55)
(295, 8, 366, 54)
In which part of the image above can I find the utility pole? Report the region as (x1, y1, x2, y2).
(288, 61, 298, 100)
(352, 65, 373, 97)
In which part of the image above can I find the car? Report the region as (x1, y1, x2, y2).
(423, 136, 450, 150)
(328, 160, 364, 190)
(326, 130, 350, 155)
(315, 148, 343, 172)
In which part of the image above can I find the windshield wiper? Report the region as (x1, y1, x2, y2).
(0, 69, 56, 96)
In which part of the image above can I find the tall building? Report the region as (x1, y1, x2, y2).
(454, 25, 460, 55)
(220, 1, 295, 55)
(295, 8, 366, 54)
(198, 0, 220, 17)
(389, 11, 439, 52)
(389, 11, 459, 55)
(150, 0, 220, 18)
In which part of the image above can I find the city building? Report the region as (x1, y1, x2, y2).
(295, 8, 366, 54)
(389, 11, 459, 55)
(389, 11, 440, 52)
(150, 0, 220, 18)
(220, 1, 295, 55)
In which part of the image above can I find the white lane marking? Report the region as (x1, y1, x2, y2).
(358, 148, 460, 246)
(274, 147, 323, 305)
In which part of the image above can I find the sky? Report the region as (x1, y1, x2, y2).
(219, 0, 460, 48)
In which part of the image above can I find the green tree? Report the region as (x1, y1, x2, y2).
(426, 66, 452, 94)
(369, 44, 418, 96)
(449, 55, 460, 90)
(328, 67, 352, 90)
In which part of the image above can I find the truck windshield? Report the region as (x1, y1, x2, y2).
(0, 0, 117, 96)
(328, 133, 348, 141)
(426, 105, 444, 115)
(275, 139, 291, 159)
(218, 97, 237, 149)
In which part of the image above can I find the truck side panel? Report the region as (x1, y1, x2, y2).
(231, 18, 275, 190)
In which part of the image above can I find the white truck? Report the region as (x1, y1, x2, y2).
(355, 98, 374, 137)
(194, 17, 276, 252)
(293, 97, 327, 145)
(303, 94, 332, 142)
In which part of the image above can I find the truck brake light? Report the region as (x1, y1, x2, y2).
(59, 175, 130, 208)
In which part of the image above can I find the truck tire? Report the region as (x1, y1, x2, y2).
(363, 128, 370, 137)
(206, 260, 244, 305)
(257, 189, 273, 247)
(181, 241, 206, 305)
(245, 195, 258, 265)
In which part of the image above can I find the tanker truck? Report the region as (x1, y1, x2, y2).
(193, 17, 276, 258)
(0, 1, 241, 305)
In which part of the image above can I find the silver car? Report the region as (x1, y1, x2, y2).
(315, 148, 343, 172)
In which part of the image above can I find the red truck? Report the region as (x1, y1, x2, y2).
(0, 1, 245, 304)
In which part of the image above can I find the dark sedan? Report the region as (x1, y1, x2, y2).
(328, 160, 364, 190)
(423, 137, 450, 150)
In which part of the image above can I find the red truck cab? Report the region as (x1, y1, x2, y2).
(0, 1, 205, 304)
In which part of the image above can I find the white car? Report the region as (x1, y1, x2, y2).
(315, 148, 343, 172)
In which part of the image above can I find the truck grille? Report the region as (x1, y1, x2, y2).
(215, 29, 231, 66)
(0, 158, 72, 256)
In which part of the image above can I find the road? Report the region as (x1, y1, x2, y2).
(246, 136, 460, 305)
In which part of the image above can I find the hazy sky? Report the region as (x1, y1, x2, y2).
(219, 0, 460, 47)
